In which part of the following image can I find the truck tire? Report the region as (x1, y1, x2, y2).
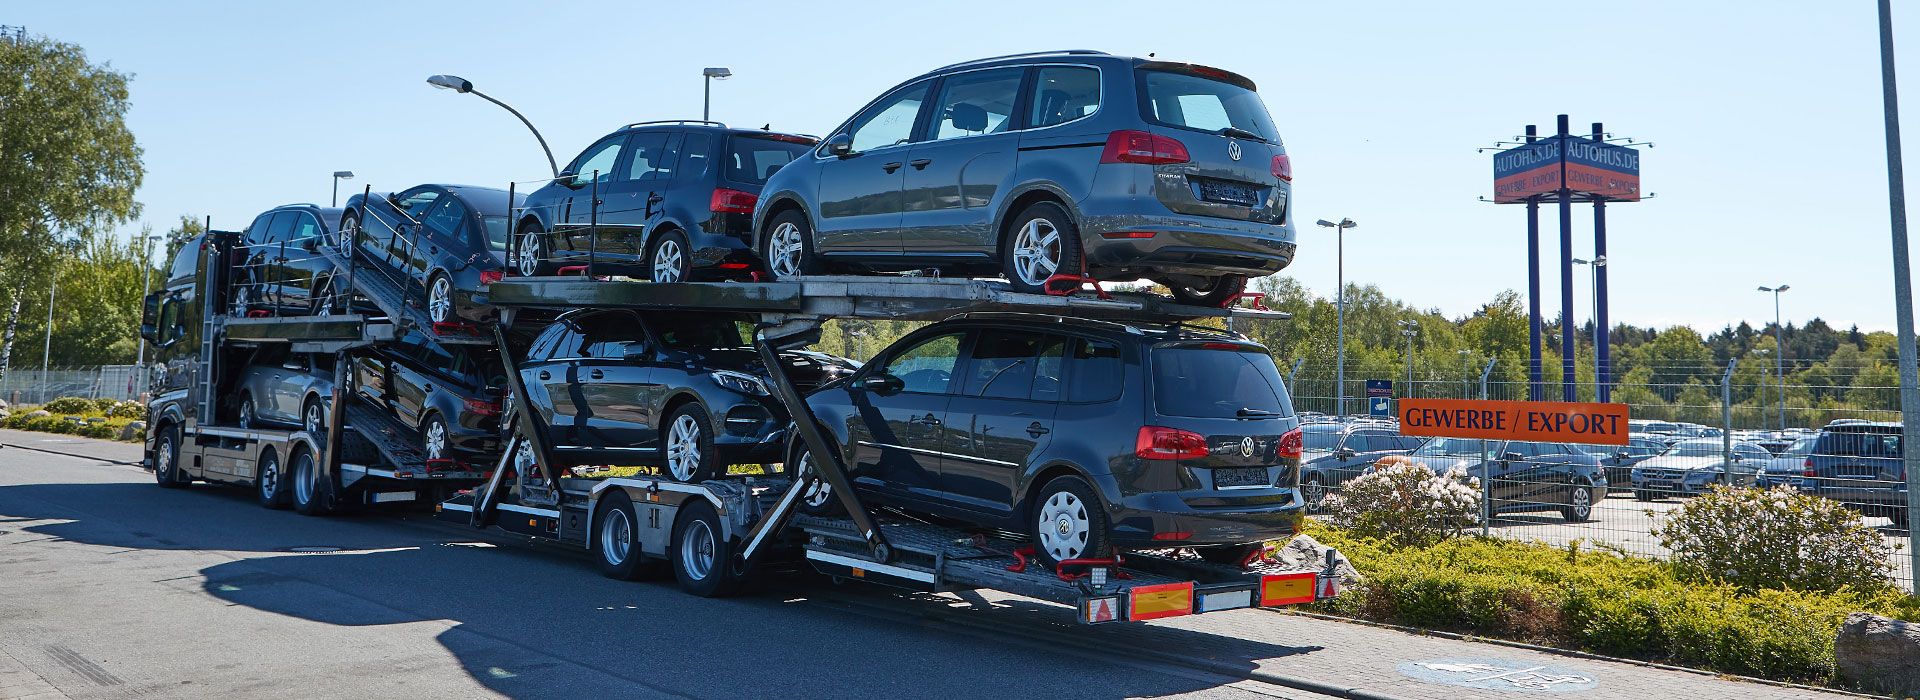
(256, 446, 288, 509)
(291, 444, 335, 516)
(671, 500, 739, 597)
(594, 491, 646, 580)
(154, 424, 187, 489)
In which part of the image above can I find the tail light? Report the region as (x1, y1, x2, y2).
(710, 188, 758, 214)
(479, 270, 504, 285)
(1271, 154, 1292, 182)
(1136, 426, 1209, 460)
(1277, 428, 1303, 460)
(1803, 457, 1816, 477)
(464, 398, 502, 416)
(1100, 130, 1190, 165)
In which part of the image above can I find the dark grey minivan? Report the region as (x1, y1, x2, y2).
(752, 50, 1295, 306)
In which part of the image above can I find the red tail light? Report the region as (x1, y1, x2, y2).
(1803, 457, 1816, 477)
(464, 398, 501, 416)
(1277, 428, 1304, 460)
(1100, 130, 1190, 165)
(479, 270, 504, 285)
(1136, 426, 1209, 460)
(1271, 154, 1292, 182)
(710, 188, 758, 214)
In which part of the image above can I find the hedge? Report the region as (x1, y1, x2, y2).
(1, 405, 143, 442)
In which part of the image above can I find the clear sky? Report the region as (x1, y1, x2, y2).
(7, 1, 1913, 332)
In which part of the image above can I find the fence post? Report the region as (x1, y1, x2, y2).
(1480, 358, 1497, 537)
(1721, 359, 1737, 487)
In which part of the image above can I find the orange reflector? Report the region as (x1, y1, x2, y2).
(1128, 582, 1193, 621)
(1260, 572, 1317, 606)
(851, 568, 866, 578)
(528, 519, 538, 527)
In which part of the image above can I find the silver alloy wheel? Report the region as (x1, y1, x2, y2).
(652, 238, 685, 283)
(795, 451, 832, 508)
(601, 507, 633, 566)
(1303, 476, 1326, 512)
(517, 232, 542, 277)
(766, 222, 804, 279)
(304, 402, 323, 434)
(1570, 483, 1592, 518)
(339, 217, 357, 250)
(681, 518, 716, 581)
(428, 276, 453, 323)
(239, 399, 255, 429)
(1036, 489, 1090, 561)
(314, 284, 334, 317)
(666, 414, 702, 481)
(258, 452, 279, 501)
(425, 419, 447, 461)
(231, 286, 251, 317)
(293, 452, 313, 505)
(514, 439, 538, 482)
(1011, 217, 1062, 287)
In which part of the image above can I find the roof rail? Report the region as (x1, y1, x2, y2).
(930, 50, 1109, 73)
(623, 119, 727, 129)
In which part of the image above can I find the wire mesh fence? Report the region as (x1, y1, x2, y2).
(0, 365, 145, 405)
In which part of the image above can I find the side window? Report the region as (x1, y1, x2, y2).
(245, 214, 275, 245)
(845, 80, 931, 153)
(1064, 339, 1122, 403)
(1386, 436, 1424, 452)
(290, 214, 323, 246)
(678, 133, 712, 179)
(1029, 66, 1100, 128)
(528, 324, 567, 361)
(1342, 433, 1373, 453)
(264, 211, 298, 244)
(1030, 336, 1066, 402)
(930, 67, 1023, 140)
(422, 197, 469, 238)
(168, 240, 200, 282)
(582, 312, 644, 358)
(881, 331, 963, 394)
(963, 330, 1061, 399)
(546, 321, 587, 359)
(622, 132, 674, 182)
(570, 136, 625, 186)
(394, 189, 441, 220)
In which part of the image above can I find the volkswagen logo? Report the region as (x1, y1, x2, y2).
(1239, 437, 1256, 458)
(1227, 140, 1243, 161)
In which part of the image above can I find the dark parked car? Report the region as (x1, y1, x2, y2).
(339, 184, 521, 324)
(515, 122, 816, 282)
(1629, 438, 1773, 500)
(1378, 438, 1608, 522)
(753, 51, 1295, 306)
(352, 329, 506, 465)
(235, 351, 335, 433)
(516, 309, 855, 481)
(1803, 420, 1908, 527)
(232, 204, 344, 316)
(1298, 422, 1421, 512)
(1589, 436, 1667, 493)
(789, 315, 1307, 567)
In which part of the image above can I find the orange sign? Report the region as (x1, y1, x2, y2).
(1397, 398, 1630, 446)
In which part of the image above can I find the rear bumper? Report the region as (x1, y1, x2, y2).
(1078, 211, 1296, 278)
(1804, 481, 1909, 507)
(1108, 489, 1303, 548)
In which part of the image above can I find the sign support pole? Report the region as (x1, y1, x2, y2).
(1557, 115, 1577, 403)
(1478, 359, 1496, 537)
(1591, 122, 1613, 403)
(1525, 125, 1544, 402)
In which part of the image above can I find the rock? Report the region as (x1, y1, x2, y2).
(0, 398, 9, 410)
(27, 409, 50, 418)
(1274, 533, 1363, 586)
(1836, 612, 1920, 696)
(120, 421, 147, 441)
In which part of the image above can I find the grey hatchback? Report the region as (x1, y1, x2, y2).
(753, 50, 1295, 306)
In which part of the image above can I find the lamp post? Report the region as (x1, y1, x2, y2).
(1758, 284, 1790, 430)
(703, 67, 732, 122)
(1399, 320, 1418, 398)
(40, 236, 78, 403)
(426, 74, 559, 178)
(331, 171, 354, 207)
(1316, 218, 1358, 415)
(1573, 256, 1606, 396)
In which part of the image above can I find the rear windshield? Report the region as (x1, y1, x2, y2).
(1815, 429, 1903, 457)
(1151, 346, 1292, 419)
(724, 136, 811, 185)
(1302, 426, 1341, 452)
(1138, 68, 1278, 142)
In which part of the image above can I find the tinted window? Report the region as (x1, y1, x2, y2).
(581, 313, 643, 359)
(845, 81, 930, 152)
(963, 330, 1059, 399)
(882, 332, 962, 394)
(544, 321, 586, 359)
(1414, 437, 1484, 458)
(168, 239, 201, 282)
(1342, 433, 1372, 453)
(1736, 444, 1772, 461)
(1030, 66, 1100, 128)
(394, 189, 441, 220)
(1064, 338, 1121, 402)
(930, 67, 1023, 140)
(679, 133, 713, 178)
(1816, 429, 1903, 457)
(571, 137, 624, 185)
(528, 323, 570, 361)
(724, 136, 811, 184)
(1030, 336, 1066, 402)
(1380, 435, 1424, 452)
(264, 211, 298, 244)
(290, 213, 323, 246)
(422, 198, 468, 238)
(1140, 69, 1278, 142)
(1786, 437, 1816, 456)
(623, 132, 674, 181)
(245, 214, 275, 245)
(1302, 426, 1342, 453)
(1150, 346, 1292, 418)
(651, 312, 747, 349)
(480, 215, 509, 252)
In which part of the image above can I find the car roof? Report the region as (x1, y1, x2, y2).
(614, 120, 817, 142)
(902, 51, 1256, 91)
(942, 312, 1250, 344)
(431, 184, 523, 216)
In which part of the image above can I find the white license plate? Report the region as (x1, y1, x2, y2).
(1214, 468, 1269, 488)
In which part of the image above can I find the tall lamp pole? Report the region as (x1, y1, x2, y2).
(1573, 256, 1606, 396)
(1754, 348, 1772, 429)
(331, 171, 354, 207)
(1758, 284, 1790, 430)
(1316, 218, 1358, 415)
(426, 74, 559, 178)
(703, 67, 732, 122)
(1399, 320, 1418, 399)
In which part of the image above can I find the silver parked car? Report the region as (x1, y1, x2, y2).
(235, 352, 335, 433)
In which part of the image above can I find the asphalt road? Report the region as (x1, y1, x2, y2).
(0, 433, 1864, 700)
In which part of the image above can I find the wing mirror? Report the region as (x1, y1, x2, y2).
(858, 372, 904, 395)
(824, 134, 853, 158)
(622, 343, 651, 363)
(1333, 448, 1355, 460)
(139, 291, 162, 343)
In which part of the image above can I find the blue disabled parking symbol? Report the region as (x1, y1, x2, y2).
(1397, 658, 1598, 693)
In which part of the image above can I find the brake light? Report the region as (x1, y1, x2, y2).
(479, 270, 504, 285)
(464, 398, 501, 416)
(1201, 342, 1247, 350)
(756, 133, 819, 145)
(1100, 130, 1190, 165)
(710, 188, 758, 214)
(1277, 428, 1303, 460)
(1136, 426, 1209, 460)
(1272, 154, 1292, 182)
(1803, 457, 1816, 477)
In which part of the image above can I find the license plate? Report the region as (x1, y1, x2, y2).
(1195, 179, 1261, 206)
(1213, 467, 1269, 488)
(1648, 480, 1676, 491)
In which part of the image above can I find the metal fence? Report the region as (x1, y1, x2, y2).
(1287, 357, 1914, 592)
(0, 365, 145, 406)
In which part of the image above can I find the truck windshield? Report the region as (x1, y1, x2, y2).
(1151, 346, 1292, 419)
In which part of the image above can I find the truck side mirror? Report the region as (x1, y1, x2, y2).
(140, 292, 162, 343)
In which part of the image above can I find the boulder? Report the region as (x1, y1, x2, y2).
(120, 421, 147, 441)
(1275, 533, 1363, 586)
(27, 409, 50, 418)
(1836, 611, 1920, 696)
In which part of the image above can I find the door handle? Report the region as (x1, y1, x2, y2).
(538, 371, 551, 380)
(908, 158, 932, 170)
(1027, 421, 1051, 437)
(882, 162, 903, 174)
(590, 369, 605, 379)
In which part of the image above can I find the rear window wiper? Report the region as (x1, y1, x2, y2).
(1237, 407, 1282, 419)
(1219, 126, 1268, 143)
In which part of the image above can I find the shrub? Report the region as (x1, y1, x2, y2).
(90, 397, 118, 413)
(1325, 461, 1480, 546)
(1652, 485, 1895, 593)
(103, 400, 146, 420)
(41, 396, 95, 414)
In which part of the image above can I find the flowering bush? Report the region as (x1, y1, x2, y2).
(1326, 461, 1481, 546)
(1652, 485, 1896, 593)
(41, 396, 95, 414)
(102, 400, 146, 420)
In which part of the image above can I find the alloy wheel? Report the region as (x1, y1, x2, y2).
(304, 402, 323, 434)
(156, 436, 174, 479)
(681, 518, 716, 581)
(601, 507, 633, 566)
(1570, 484, 1592, 519)
(428, 277, 453, 323)
(767, 222, 804, 279)
(795, 451, 832, 508)
(667, 414, 702, 481)
(1011, 218, 1062, 287)
(425, 420, 447, 461)
(1036, 489, 1090, 562)
(517, 232, 542, 277)
(239, 399, 255, 429)
(339, 218, 357, 250)
(653, 238, 685, 283)
(1303, 477, 1326, 512)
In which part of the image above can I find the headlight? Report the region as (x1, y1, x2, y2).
(711, 370, 769, 396)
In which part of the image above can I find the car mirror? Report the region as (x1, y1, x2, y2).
(825, 134, 853, 157)
(139, 292, 162, 343)
(1613, 451, 1630, 460)
(858, 372, 903, 395)
(622, 344, 651, 362)
(1333, 448, 1354, 460)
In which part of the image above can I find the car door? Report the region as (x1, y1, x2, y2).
(1332, 430, 1393, 485)
(573, 311, 660, 455)
(940, 330, 1064, 516)
(518, 321, 581, 446)
(846, 329, 965, 501)
(284, 211, 330, 309)
(900, 67, 1026, 257)
(597, 131, 676, 261)
(381, 188, 442, 269)
(559, 135, 628, 260)
(815, 79, 934, 255)
(387, 344, 438, 429)
(269, 355, 311, 424)
(353, 351, 391, 405)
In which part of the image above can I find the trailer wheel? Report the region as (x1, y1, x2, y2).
(1030, 475, 1112, 568)
(153, 424, 187, 489)
(671, 500, 739, 597)
(256, 446, 288, 509)
(594, 491, 647, 580)
(291, 444, 334, 516)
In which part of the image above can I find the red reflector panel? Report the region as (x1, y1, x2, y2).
(1259, 572, 1317, 606)
(1099, 231, 1156, 240)
(1128, 582, 1194, 621)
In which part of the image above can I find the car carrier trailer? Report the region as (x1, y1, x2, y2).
(437, 274, 1347, 624)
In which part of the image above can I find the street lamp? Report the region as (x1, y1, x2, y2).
(1573, 256, 1607, 395)
(1316, 218, 1358, 415)
(426, 74, 559, 178)
(1757, 284, 1791, 430)
(1399, 320, 1418, 399)
(1754, 348, 1772, 430)
(40, 235, 80, 403)
(703, 67, 732, 122)
(331, 171, 354, 207)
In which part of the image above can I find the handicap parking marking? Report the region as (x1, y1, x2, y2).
(1397, 658, 1598, 693)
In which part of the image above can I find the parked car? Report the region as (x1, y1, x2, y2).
(1756, 435, 1817, 489)
(1376, 438, 1607, 522)
(1802, 420, 1908, 527)
(753, 51, 1295, 306)
(1629, 438, 1773, 500)
(1298, 422, 1422, 512)
(352, 329, 506, 465)
(234, 350, 334, 432)
(339, 184, 521, 324)
(232, 204, 344, 316)
(516, 309, 856, 480)
(515, 122, 816, 282)
(788, 314, 1307, 567)
(1587, 437, 1667, 494)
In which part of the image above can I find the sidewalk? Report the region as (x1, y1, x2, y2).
(0, 429, 142, 466)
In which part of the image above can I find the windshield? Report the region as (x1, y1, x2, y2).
(1150, 346, 1293, 419)
(725, 136, 812, 185)
(1661, 439, 1724, 457)
(652, 313, 748, 349)
(482, 215, 509, 252)
(1786, 437, 1816, 456)
(1413, 437, 1486, 458)
(1138, 68, 1278, 142)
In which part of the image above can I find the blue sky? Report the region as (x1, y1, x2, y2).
(8, 1, 1912, 331)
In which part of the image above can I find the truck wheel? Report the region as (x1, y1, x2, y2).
(1030, 475, 1112, 568)
(594, 491, 646, 580)
(671, 500, 739, 597)
(154, 424, 187, 489)
(257, 446, 288, 509)
(663, 404, 717, 483)
(1561, 479, 1596, 522)
(291, 444, 334, 516)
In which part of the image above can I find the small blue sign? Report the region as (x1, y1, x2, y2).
(1368, 396, 1392, 417)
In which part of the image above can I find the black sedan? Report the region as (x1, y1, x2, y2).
(352, 329, 506, 466)
(232, 204, 344, 316)
(339, 184, 522, 324)
(516, 309, 855, 481)
(1377, 438, 1609, 522)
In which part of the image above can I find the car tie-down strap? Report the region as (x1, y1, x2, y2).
(1000, 543, 1132, 581)
(1040, 273, 1114, 300)
(1223, 292, 1269, 310)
